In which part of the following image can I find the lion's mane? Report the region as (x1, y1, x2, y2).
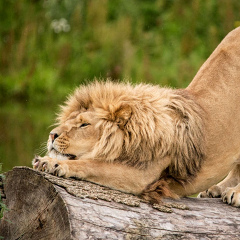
(57, 81, 205, 181)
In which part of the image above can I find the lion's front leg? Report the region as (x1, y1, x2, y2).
(32, 156, 71, 178)
(32, 157, 164, 195)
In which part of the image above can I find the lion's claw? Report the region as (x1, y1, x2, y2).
(32, 156, 68, 177)
(52, 164, 67, 177)
(222, 187, 240, 207)
(198, 185, 222, 198)
(32, 156, 41, 169)
(198, 184, 240, 207)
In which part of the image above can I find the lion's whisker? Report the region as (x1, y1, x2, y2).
(35, 141, 48, 156)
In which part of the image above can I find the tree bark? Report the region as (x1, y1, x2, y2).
(0, 167, 239, 240)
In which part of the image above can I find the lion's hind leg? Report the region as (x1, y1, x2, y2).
(198, 184, 222, 198)
(222, 183, 240, 207)
(198, 164, 240, 207)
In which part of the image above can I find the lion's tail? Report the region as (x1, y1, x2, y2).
(141, 178, 180, 203)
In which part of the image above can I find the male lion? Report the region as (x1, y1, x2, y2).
(33, 27, 240, 207)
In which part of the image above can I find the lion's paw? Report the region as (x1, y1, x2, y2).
(197, 185, 222, 198)
(32, 156, 68, 177)
(222, 186, 240, 207)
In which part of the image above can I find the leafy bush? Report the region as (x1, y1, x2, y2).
(1, 0, 240, 104)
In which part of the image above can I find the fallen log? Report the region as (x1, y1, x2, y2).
(0, 167, 239, 240)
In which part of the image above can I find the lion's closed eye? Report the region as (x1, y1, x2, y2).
(80, 123, 90, 128)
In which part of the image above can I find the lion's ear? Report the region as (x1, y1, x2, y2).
(114, 105, 132, 128)
(93, 103, 132, 161)
(109, 104, 132, 128)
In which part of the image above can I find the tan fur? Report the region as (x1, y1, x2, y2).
(57, 82, 204, 175)
(33, 27, 240, 206)
(198, 164, 240, 206)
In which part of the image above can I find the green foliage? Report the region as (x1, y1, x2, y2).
(0, 0, 240, 173)
(1, 0, 240, 104)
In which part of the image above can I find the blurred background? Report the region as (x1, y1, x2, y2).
(1, 0, 240, 172)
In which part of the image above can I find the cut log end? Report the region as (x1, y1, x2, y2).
(0, 167, 71, 240)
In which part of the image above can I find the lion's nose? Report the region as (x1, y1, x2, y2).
(50, 133, 59, 143)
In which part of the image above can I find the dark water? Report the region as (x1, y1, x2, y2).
(0, 101, 57, 172)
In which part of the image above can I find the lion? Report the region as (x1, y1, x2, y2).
(33, 27, 240, 207)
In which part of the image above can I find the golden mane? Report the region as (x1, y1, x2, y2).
(57, 81, 205, 180)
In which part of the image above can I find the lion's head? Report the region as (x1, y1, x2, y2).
(48, 111, 100, 160)
(47, 81, 205, 180)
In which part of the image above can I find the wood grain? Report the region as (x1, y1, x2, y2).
(0, 167, 239, 240)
